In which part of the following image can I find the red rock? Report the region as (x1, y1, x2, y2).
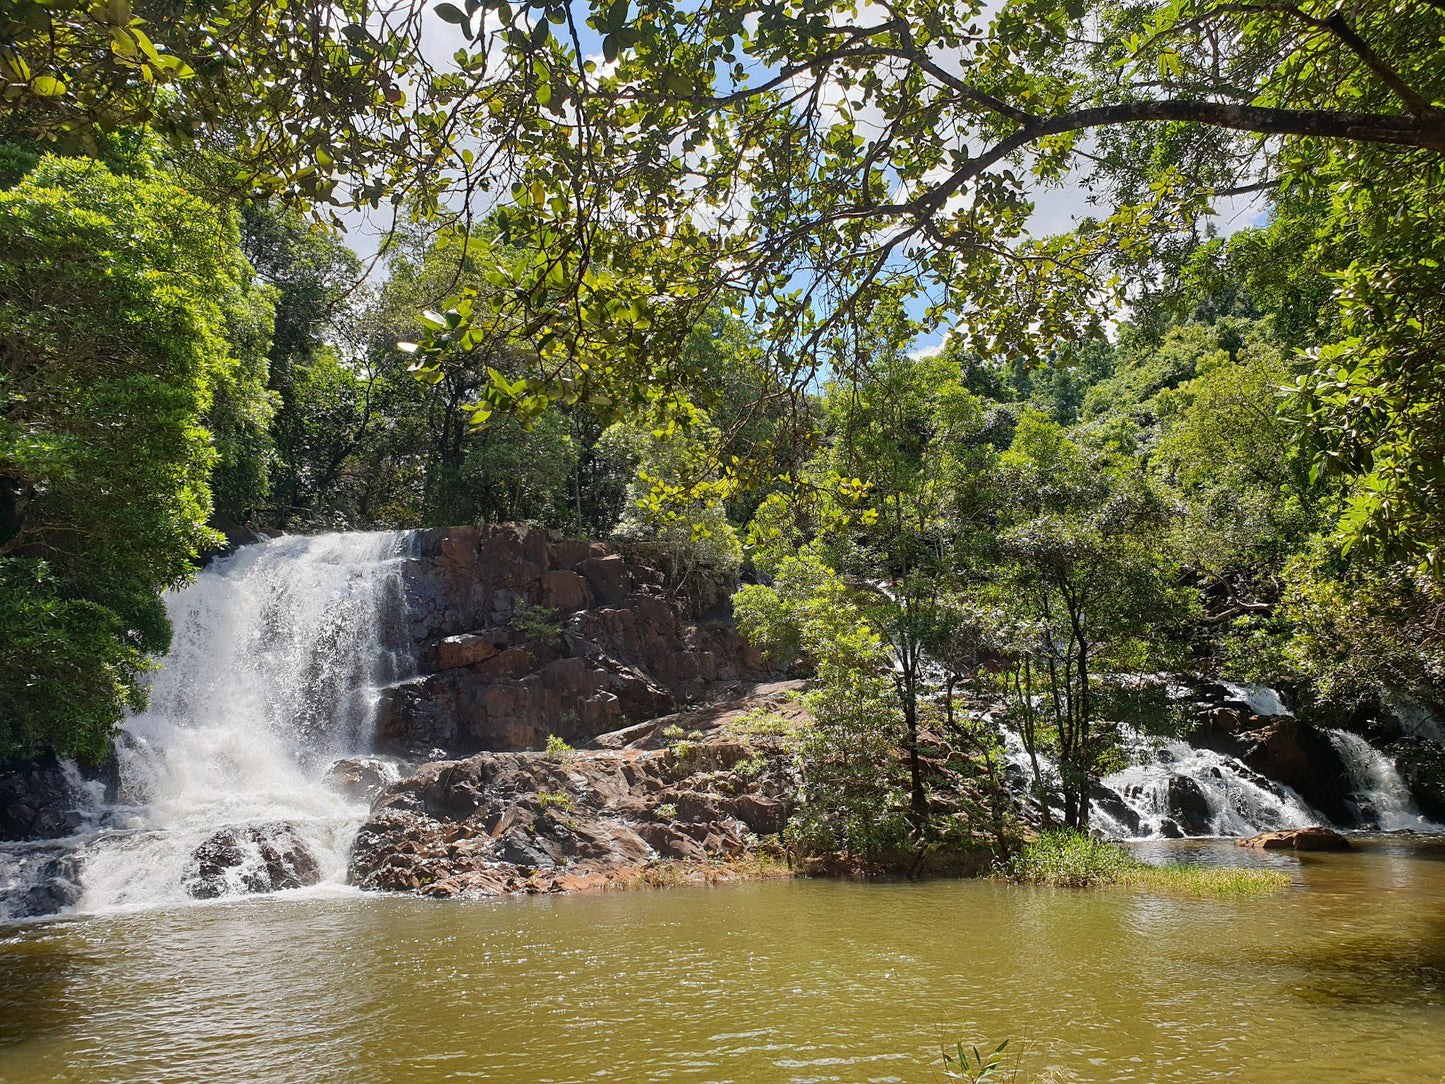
(1237, 826, 1351, 851)
(540, 569, 592, 610)
(427, 633, 499, 671)
(579, 554, 632, 604)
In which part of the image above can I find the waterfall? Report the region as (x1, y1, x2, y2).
(1093, 735, 1321, 839)
(1326, 729, 1439, 832)
(998, 697, 1445, 839)
(65, 531, 415, 912)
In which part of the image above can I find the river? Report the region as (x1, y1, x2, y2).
(3, 836, 1444, 1083)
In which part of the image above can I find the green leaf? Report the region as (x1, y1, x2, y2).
(30, 75, 66, 97)
(435, 2, 468, 24)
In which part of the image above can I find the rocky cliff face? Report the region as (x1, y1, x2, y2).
(349, 682, 805, 898)
(379, 525, 770, 754)
(339, 525, 797, 899)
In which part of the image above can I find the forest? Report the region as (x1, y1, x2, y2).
(2, 2, 1445, 1079)
(5, 0, 1443, 836)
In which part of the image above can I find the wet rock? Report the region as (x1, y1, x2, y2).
(1389, 738, 1445, 822)
(185, 823, 322, 899)
(1237, 826, 1351, 851)
(1166, 776, 1214, 836)
(1190, 711, 1354, 825)
(0, 757, 91, 841)
(1089, 783, 1142, 836)
(0, 848, 84, 917)
(323, 757, 397, 802)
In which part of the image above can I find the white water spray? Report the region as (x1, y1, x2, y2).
(76, 532, 415, 911)
(1326, 729, 1439, 832)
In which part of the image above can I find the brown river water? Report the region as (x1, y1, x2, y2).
(2, 837, 1443, 1084)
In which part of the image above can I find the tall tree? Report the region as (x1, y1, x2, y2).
(0, 151, 272, 758)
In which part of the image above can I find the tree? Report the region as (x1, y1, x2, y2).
(1, 0, 498, 214)
(984, 413, 1188, 829)
(735, 546, 910, 858)
(0, 150, 267, 758)
(408, 1, 1444, 392)
(1283, 145, 1445, 569)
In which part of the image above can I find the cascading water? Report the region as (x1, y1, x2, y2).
(1091, 733, 1322, 838)
(994, 686, 1444, 839)
(1326, 728, 1439, 831)
(51, 532, 415, 913)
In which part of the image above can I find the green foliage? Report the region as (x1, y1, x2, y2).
(610, 399, 743, 578)
(942, 1039, 1012, 1084)
(1280, 538, 1445, 709)
(544, 734, 575, 759)
(0, 560, 148, 761)
(1284, 148, 1445, 570)
(536, 790, 573, 813)
(0, 0, 467, 213)
(510, 601, 562, 653)
(1008, 830, 1289, 896)
(738, 547, 911, 857)
(0, 151, 264, 757)
(1007, 830, 1138, 888)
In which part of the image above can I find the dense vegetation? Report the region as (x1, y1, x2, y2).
(2, 1, 1443, 870)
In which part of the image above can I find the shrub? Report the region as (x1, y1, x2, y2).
(1007, 830, 1290, 897)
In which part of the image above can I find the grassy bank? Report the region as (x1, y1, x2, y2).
(1005, 830, 1292, 897)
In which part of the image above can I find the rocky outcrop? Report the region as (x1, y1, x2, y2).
(349, 681, 804, 898)
(323, 757, 398, 803)
(1189, 707, 1355, 824)
(380, 525, 771, 755)
(1237, 827, 1351, 851)
(0, 757, 96, 841)
(1165, 775, 1213, 836)
(0, 845, 84, 917)
(184, 823, 322, 899)
(1389, 737, 1445, 823)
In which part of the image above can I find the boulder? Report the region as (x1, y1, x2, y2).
(185, 823, 322, 899)
(426, 633, 499, 671)
(0, 757, 92, 841)
(1089, 783, 1142, 836)
(725, 794, 790, 836)
(322, 757, 397, 802)
(579, 554, 632, 604)
(1190, 711, 1354, 825)
(1237, 719, 1354, 824)
(1165, 775, 1214, 836)
(1389, 737, 1445, 822)
(0, 848, 84, 917)
(20, 856, 84, 916)
(540, 570, 591, 611)
(1237, 826, 1351, 851)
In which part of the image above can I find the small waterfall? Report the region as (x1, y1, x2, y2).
(1003, 720, 1325, 839)
(65, 531, 415, 912)
(1094, 735, 1321, 839)
(1326, 729, 1440, 832)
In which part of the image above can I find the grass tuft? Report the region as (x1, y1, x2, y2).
(1005, 829, 1290, 897)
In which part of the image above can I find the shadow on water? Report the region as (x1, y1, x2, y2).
(0, 921, 99, 1047)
